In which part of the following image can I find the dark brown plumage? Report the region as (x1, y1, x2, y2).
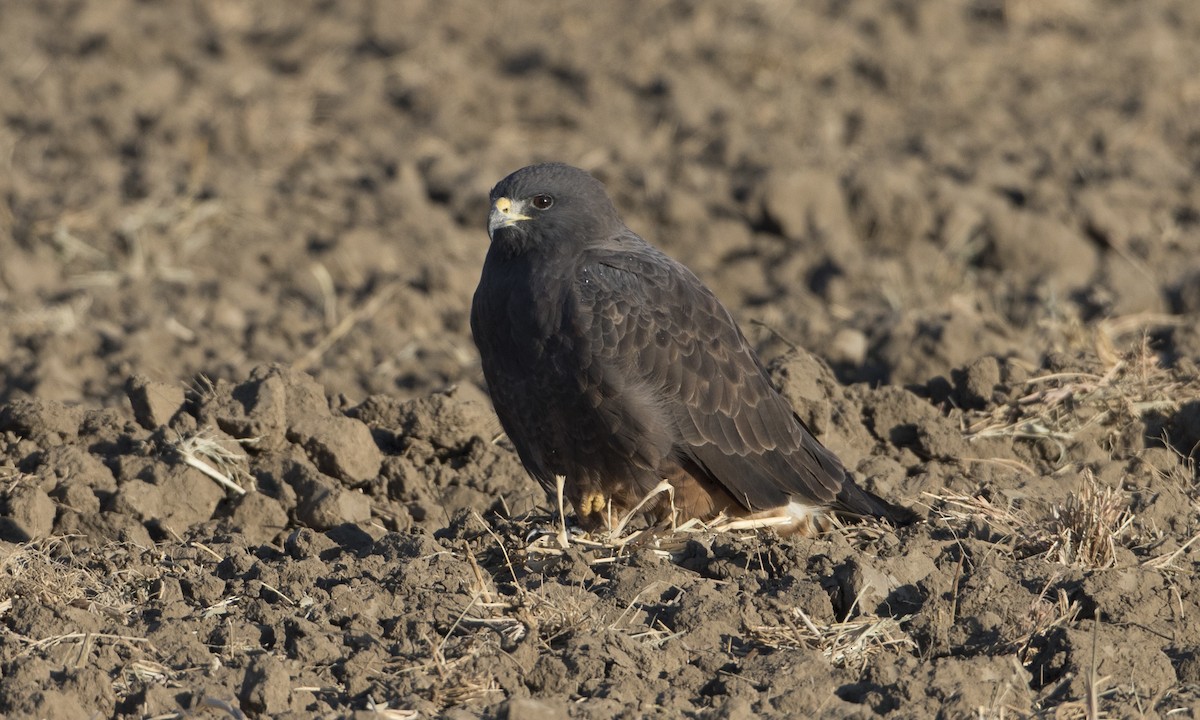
(471, 162, 911, 532)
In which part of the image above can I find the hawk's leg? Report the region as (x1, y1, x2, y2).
(554, 475, 570, 549)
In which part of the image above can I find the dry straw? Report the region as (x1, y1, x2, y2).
(745, 593, 916, 672)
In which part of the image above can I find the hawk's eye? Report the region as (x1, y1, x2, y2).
(530, 194, 554, 210)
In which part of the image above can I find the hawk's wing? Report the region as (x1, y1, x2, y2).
(569, 237, 847, 513)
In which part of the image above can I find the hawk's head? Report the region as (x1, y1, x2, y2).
(487, 163, 623, 257)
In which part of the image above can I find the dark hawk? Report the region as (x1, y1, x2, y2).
(470, 162, 912, 533)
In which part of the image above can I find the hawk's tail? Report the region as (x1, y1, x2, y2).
(835, 480, 920, 526)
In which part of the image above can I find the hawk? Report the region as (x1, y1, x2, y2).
(471, 163, 911, 534)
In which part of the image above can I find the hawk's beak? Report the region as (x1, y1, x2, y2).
(488, 197, 531, 238)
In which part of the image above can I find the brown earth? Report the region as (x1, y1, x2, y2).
(2, 0, 1200, 717)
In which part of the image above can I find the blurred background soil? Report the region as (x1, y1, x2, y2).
(1, 1, 1198, 717)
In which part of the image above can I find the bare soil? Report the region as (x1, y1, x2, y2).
(2, 1, 1199, 717)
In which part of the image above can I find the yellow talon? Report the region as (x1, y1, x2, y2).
(580, 491, 607, 516)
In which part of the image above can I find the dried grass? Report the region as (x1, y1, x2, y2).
(1004, 578, 1082, 666)
(922, 490, 1046, 557)
(0, 536, 147, 620)
(0, 536, 202, 708)
(429, 670, 500, 709)
(362, 697, 420, 720)
(173, 428, 255, 495)
(963, 338, 1195, 465)
(924, 470, 1134, 570)
(1044, 470, 1133, 569)
(522, 512, 782, 567)
(745, 598, 915, 672)
(384, 523, 600, 710)
(1143, 528, 1200, 572)
(382, 593, 503, 710)
(609, 582, 686, 647)
(293, 280, 402, 372)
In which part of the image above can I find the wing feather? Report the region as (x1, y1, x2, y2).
(570, 237, 846, 512)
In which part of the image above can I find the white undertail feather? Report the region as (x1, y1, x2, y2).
(784, 499, 822, 524)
